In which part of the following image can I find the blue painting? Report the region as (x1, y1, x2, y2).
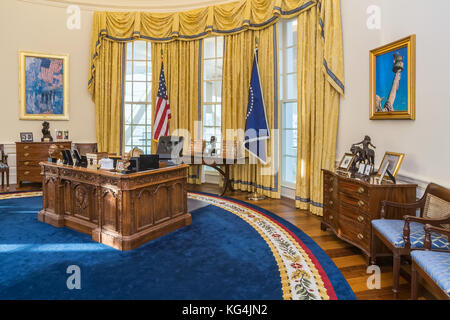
(25, 56, 64, 115)
(375, 46, 408, 112)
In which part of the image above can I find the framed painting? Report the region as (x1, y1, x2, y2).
(369, 35, 415, 120)
(19, 51, 69, 120)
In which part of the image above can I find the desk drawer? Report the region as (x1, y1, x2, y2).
(339, 213, 370, 250)
(18, 160, 42, 168)
(340, 192, 369, 213)
(17, 168, 42, 182)
(339, 180, 369, 199)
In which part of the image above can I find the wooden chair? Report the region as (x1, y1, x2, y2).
(411, 224, 450, 299)
(73, 143, 97, 156)
(371, 183, 450, 298)
(0, 144, 9, 188)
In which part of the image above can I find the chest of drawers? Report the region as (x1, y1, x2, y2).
(321, 169, 417, 260)
(16, 142, 72, 185)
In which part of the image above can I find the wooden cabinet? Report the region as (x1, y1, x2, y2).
(321, 169, 417, 261)
(16, 142, 71, 185)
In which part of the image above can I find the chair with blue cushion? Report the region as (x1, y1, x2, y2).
(371, 183, 450, 298)
(411, 224, 450, 300)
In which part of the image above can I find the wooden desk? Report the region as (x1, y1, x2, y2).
(38, 162, 191, 250)
(182, 156, 246, 196)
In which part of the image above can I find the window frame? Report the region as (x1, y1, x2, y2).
(123, 40, 153, 155)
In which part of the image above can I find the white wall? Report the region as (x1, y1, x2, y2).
(338, 0, 450, 189)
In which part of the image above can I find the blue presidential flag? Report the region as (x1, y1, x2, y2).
(244, 49, 270, 164)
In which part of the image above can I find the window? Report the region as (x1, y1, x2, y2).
(202, 36, 223, 151)
(123, 41, 152, 154)
(278, 19, 298, 186)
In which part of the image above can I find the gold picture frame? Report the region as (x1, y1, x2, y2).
(376, 152, 405, 179)
(19, 51, 69, 120)
(337, 153, 356, 172)
(369, 35, 415, 120)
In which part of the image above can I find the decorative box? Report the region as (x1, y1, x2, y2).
(86, 152, 108, 169)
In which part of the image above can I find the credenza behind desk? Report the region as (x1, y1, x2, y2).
(38, 162, 192, 250)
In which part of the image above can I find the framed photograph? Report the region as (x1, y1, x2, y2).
(369, 35, 415, 120)
(63, 130, 69, 140)
(18, 51, 69, 120)
(364, 164, 373, 176)
(116, 160, 125, 172)
(56, 130, 63, 141)
(20, 132, 34, 142)
(358, 163, 366, 174)
(337, 153, 356, 171)
(377, 152, 405, 180)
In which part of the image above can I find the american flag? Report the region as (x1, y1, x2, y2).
(153, 63, 171, 142)
(39, 58, 63, 85)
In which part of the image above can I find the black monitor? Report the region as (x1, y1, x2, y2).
(156, 136, 184, 160)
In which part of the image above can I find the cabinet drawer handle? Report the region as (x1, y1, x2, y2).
(24, 153, 29, 157)
(357, 215, 364, 222)
(24, 171, 30, 175)
(358, 187, 365, 194)
(358, 200, 364, 207)
(357, 233, 364, 240)
(329, 200, 333, 206)
(24, 146, 29, 150)
(59, 145, 65, 149)
(24, 161, 30, 166)
(329, 187, 333, 192)
(329, 215, 333, 220)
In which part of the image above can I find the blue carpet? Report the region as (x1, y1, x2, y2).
(0, 195, 355, 300)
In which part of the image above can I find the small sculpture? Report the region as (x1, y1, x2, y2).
(121, 153, 131, 172)
(41, 121, 53, 142)
(209, 136, 217, 156)
(350, 136, 376, 172)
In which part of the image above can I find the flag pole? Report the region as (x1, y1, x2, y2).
(247, 37, 265, 201)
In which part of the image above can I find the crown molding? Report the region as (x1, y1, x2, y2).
(17, 0, 238, 12)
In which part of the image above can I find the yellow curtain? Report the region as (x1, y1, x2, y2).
(295, 0, 344, 215)
(151, 41, 202, 184)
(89, 39, 124, 155)
(222, 25, 280, 198)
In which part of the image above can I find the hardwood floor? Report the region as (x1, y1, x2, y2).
(1, 181, 436, 300)
(189, 183, 436, 300)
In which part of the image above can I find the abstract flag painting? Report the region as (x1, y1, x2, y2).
(19, 51, 69, 120)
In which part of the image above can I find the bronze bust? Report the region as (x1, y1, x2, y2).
(41, 121, 53, 142)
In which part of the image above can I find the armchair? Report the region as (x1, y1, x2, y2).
(73, 143, 97, 156)
(411, 224, 450, 299)
(371, 183, 450, 298)
(0, 144, 9, 188)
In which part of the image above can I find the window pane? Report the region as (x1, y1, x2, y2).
(124, 104, 132, 124)
(215, 59, 223, 81)
(126, 61, 132, 81)
(286, 47, 296, 73)
(286, 19, 297, 47)
(282, 156, 297, 184)
(214, 82, 222, 103)
(204, 59, 215, 81)
(204, 37, 215, 59)
(203, 105, 214, 126)
(283, 129, 297, 157)
(133, 41, 146, 60)
(146, 105, 152, 124)
(133, 104, 146, 125)
(203, 81, 214, 103)
(124, 125, 132, 145)
(147, 43, 151, 60)
(133, 61, 146, 81)
(124, 145, 132, 153)
(146, 83, 152, 103)
(282, 102, 297, 129)
(133, 82, 146, 102)
(125, 82, 132, 102)
(215, 104, 221, 126)
(132, 126, 146, 145)
(126, 43, 133, 61)
(286, 73, 297, 100)
(216, 37, 223, 58)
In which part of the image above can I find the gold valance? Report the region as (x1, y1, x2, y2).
(88, 0, 325, 95)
